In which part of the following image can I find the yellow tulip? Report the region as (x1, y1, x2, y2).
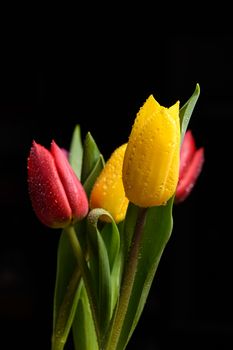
(122, 94, 180, 207)
(90, 143, 129, 223)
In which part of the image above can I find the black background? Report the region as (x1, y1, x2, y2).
(1, 22, 233, 350)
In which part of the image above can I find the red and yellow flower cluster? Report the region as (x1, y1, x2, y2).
(27, 95, 204, 227)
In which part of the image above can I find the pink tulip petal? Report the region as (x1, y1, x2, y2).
(61, 148, 69, 159)
(27, 141, 72, 228)
(179, 130, 196, 180)
(50, 140, 88, 222)
(176, 147, 205, 203)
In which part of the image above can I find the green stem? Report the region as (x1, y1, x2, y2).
(65, 225, 101, 349)
(105, 207, 147, 350)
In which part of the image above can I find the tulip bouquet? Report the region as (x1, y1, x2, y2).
(27, 84, 204, 350)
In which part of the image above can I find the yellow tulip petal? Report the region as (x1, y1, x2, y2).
(90, 143, 129, 223)
(122, 95, 180, 207)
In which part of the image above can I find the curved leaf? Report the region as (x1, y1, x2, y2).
(87, 208, 121, 342)
(179, 83, 200, 142)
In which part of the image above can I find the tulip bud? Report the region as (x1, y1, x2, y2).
(175, 130, 204, 203)
(27, 140, 89, 228)
(122, 95, 180, 207)
(90, 144, 129, 223)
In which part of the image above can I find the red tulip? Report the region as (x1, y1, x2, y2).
(27, 140, 88, 228)
(175, 130, 205, 203)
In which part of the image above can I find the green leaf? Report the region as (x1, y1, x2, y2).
(72, 283, 99, 350)
(179, 83, 200, 141)
(69, 124, 83, 179)
(81, 132, 102, 183)
(52, 228, 82, 350)
(80, 131, 105, 198)
(87, 208, 121, 342)
(83, 154, 105, 198)
(115, 199, 174, 350)
(100, 222, 123, 318)
(99, 220, 120, 273)
(53, 230, 76, 328)
(120, 203, 140, 264)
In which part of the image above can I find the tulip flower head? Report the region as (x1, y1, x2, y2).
(90, 143, 129, 223)
(123, 95, 180, 207)
(27, 140, 88, 228)
(175, 129, 205, 203)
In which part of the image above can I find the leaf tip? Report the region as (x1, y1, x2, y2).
(195, 83, 200, 95)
